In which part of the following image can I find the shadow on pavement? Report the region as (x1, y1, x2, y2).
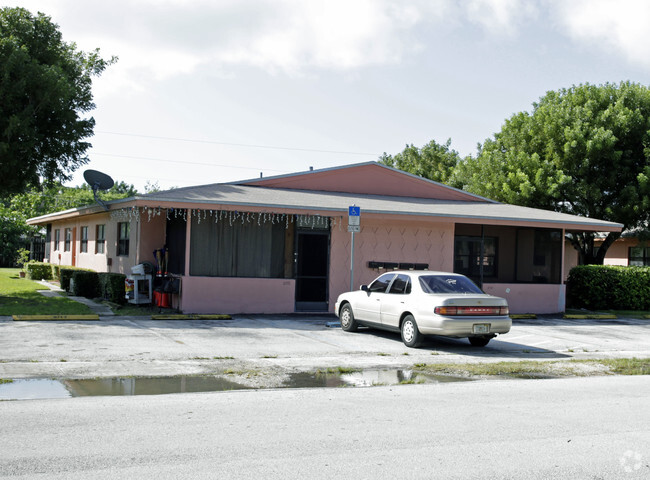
(348, 327, 571, 359)
(514, 317, 648, 326)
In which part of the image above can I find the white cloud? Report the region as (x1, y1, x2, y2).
(14, 0, 650, 91)
(13, 0, 450, 81)
(551, 0, 650, 69)
(464, 0, 538, 36)
(210, 0, 427, 74)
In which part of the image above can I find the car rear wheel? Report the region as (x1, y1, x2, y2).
(401, 315, 422, 348)
(340, 303, 358, 332)
(468, 336, 491, 347)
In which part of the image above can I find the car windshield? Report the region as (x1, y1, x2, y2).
(418, 275, 483, 294)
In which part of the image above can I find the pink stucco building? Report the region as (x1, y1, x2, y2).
(28, 162, 622, 314)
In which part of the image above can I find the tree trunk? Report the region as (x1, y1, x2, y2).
(571, 231, 622, 265)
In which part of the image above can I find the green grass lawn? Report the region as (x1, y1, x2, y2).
(0, 268, 93, 316)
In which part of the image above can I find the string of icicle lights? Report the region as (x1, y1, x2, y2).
(110, 206, 344, 229)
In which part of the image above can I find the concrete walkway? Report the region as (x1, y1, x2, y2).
(35, 280, 115, 316)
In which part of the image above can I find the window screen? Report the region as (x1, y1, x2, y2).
(189, 216, 286, 277)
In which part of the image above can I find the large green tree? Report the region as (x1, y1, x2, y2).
(457, 81, 650, 264)
(9, 181, 138, 219)
(0, 7, 115, 197)
(379, 138, 463, 187)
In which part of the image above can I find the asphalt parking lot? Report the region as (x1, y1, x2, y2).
(1, 314, 649, 380)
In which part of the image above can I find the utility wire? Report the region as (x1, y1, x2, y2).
(90, 152, 290, 172)
(96, 131, 380, 156)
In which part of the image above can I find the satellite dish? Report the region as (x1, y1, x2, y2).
(83, 169, 114, 211)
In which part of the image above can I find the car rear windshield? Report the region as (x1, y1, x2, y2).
(419, 275, 483, 294)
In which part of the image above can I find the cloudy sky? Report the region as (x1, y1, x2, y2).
(12, 0, 650, 191)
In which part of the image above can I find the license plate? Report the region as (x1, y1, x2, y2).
(472, 324, 490, 334)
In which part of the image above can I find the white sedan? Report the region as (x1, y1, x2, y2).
(335, 271, 511, 348)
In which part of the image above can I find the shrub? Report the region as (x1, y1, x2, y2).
(60, 268, 75, 292)
(567, 265, 650, 310)
(71, 271, 99, 298)
(98, 272, 127, 304)
(52, 265, 61, 281)
(60, 267, 94, 292)
(25, 262, 54, 280)
(15, 248, 30, 270)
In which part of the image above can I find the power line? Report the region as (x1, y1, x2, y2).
(96, 131, 380, 156)
(90, 152, 290, 172)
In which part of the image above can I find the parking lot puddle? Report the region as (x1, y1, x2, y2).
(284, 369, 473, 388)
(0, 376, 248, 400)
(0, 369, 472, 400)
(0, 379, 71, 400)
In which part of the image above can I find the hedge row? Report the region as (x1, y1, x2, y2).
(25, 262, 53, 280)
(60, 267, 94, 292)
(70, 271, 99, 298)
(97, 273, 127, 304)
(567, 265, 650, 310)
(67, 269, 127, 304)
(25, 262, 78, 283)
(23, 262, 126, 304)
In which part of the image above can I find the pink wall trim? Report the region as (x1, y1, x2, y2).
(181, 276, 296, 314)
(483, 283, 566, 314)
(244, 163, 482, 202)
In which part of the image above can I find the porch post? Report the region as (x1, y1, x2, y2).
(184, 209, 192, 276)
(560, 228, 566, 284)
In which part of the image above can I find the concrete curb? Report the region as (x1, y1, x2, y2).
(150, 314, 232, 320)
(12, 314, 100, 321)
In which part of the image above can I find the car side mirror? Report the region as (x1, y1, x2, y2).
(361, 285, 369, 292)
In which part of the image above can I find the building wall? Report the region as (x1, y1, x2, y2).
(179, 213, 568, 315)
(602, 237, 636, 266)
(46, 213, 139, 275)
(138, 214, 167, 271)
(328, 217, 455, 311)
(43, 206, 572, 315)
(484, 283, 566, 314)
(181, 277, 296, 314)
(179, 214, 455, 314)
(564, 243, 579, 280)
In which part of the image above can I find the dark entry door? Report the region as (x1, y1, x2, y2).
(295, 231, 329, 312)
(166, 214, 187, 275)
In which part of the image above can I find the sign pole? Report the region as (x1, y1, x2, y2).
(348, 205, 361, 291)
(350, 230, 355, 291)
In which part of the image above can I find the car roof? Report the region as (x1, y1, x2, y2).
(379, 270, 463, 277)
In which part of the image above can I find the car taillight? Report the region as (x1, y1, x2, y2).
(435, 306, 509, 316)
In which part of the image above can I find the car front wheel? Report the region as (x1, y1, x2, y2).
(340, 303, 358, 332)
(468, 336, 491, 347)
(401, 315, 423, 348)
